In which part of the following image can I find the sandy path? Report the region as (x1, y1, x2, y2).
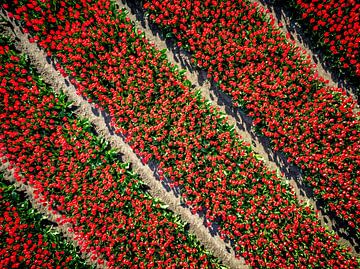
(117, 0, 359, 255)
(1, 15, 248, 269)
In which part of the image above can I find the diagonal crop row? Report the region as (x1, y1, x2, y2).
(0, 173, 93, 269)
(0, 35, 223, 268)
(142, 0, 360, 235)
(270, 0, 360, 97)
(3, 0, 359, 267)
(3, 20, 247, 268)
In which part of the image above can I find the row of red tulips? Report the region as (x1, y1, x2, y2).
(1, 174, 92, 269)
(276, 0, 359, 96)
(0, 36, 222, 268)
(143, 0, 360, 234)
(3, 0, 359, 267)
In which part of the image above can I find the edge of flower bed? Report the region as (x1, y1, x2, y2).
(0, 158, 105, 269)
(115, 0, 359, 255)
(1, 17, 248, 269)
(251, 0, 359, 107)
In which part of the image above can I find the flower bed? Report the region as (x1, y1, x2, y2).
(0, 174, 92, 269)
(142, 0, 360, 235)
(3, 0, 359, 267)
(273, 0, 360, 96)
(0, 36, 222, 268)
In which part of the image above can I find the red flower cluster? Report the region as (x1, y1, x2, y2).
(0, 37, 221, 268)
(143, 0, 360, 234)
(288, 0, 360, 89)
(0, 176, 90, 269)
(3, 0, 359, 267)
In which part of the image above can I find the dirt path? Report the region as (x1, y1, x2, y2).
(0, 158, 106, 269)
(117, 0, 359, 255)
(1, 16, 248, 269)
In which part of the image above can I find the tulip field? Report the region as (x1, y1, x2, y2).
(1, 173, 93, 268)
(1, 0, 359, 268)
(143, 0, 360, 235)
(0, 36, 222, 268)
(270, 0, 360, 97)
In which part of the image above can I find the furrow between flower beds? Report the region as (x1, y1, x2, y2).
(143, 0, 360, 236)
(0, 161, 100, 269)
(0, 34, 227, 268)
(2, 0, 359, 267)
